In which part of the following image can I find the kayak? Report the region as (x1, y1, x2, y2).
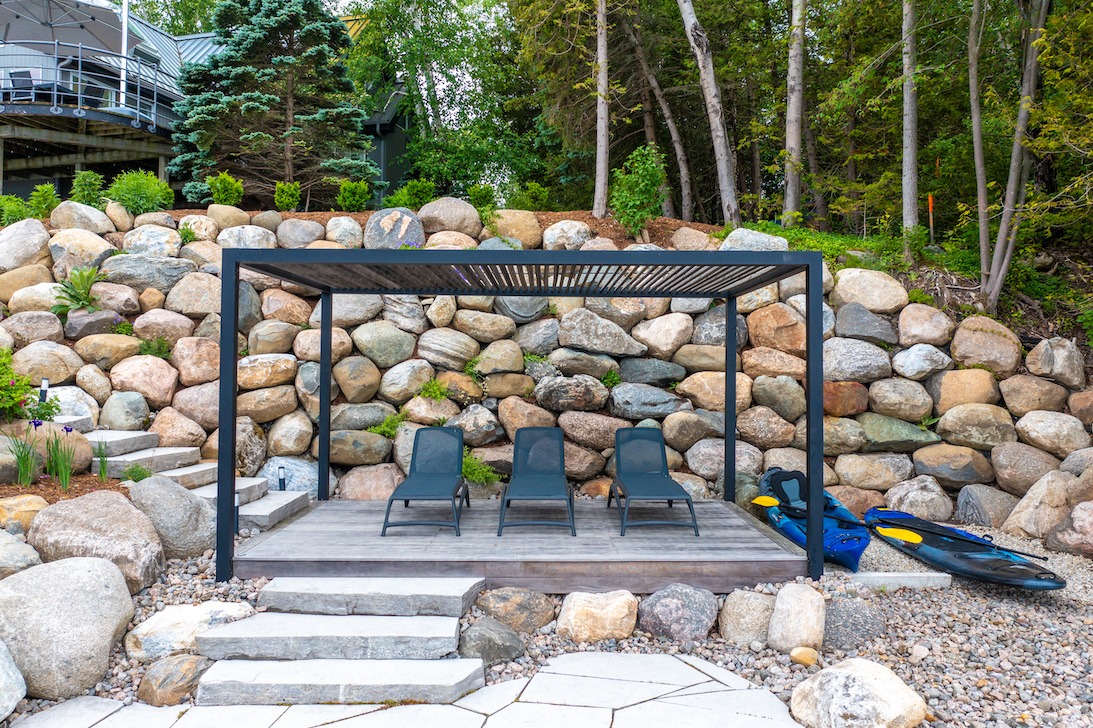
(756, 467, 870, 572)
(864, 508, 1067, 590)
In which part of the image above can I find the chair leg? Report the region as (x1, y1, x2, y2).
(606, 485, 614, 509)
(687, 499, 699, 537)
(381, 497, 395, 536)
(668, 499, 673, 508)
(566, 490, 576, 537)
(497, 488, 507, 537)
(620, 497, 630, 537)
(451, 497, 461, 537)
(404, 499, 410, 508)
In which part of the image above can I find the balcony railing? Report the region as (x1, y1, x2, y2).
(0, 40, 179, 133)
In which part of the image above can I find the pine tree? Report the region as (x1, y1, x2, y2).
(170, 0, 378, 206)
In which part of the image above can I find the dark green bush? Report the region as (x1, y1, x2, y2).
(106, 171, 174, 215)
(0, 196, 29, 226)
(69, 171, 106, 210)
(506, 181, 549, 211)
(51, 266, 105, 321)
(384, 179, 436, 210)
(336, 179, 370, 212)
(275, 181, 302, 212)
(609, 145, 666, 237)
(207, 171, 244, 206)
(467, 183, 497, 225)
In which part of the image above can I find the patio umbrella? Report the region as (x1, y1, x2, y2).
(0, 0, 139, 51)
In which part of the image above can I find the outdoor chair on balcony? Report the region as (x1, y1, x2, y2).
(381, 426, 468, 536)
(498, 427, 575, 536)
(609, 428, 699, 536)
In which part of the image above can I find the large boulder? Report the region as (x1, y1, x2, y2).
(822, 338, 892, 383)
(791, 658, 927, 728)
(834, 302, 897, 346)
(558, 308, 646, 357)
(534, 375, 609, 412)
(999, 375, 1069, 417)
(50, 200, 115, 233)
(950, 316, 1023, 379)
(276, 218, 325, 248)
(991, 442, 1061, 496)
(325, 217, 363, 248)
(935, 403, 1016, 451)
(719, 227, 788, 252)
(363, 208, 425, 249)
(489, 209, 542, 249)
(637, 583, 718, 642)
(898, 303, 955, 346)
(632, 313, 694, 359)
(109, 354, 179, 409)
(164, 272, 221, 318)
(0, 529, 41, 578)
(1015, 411, 1091, 458)
(884, 475, 953, 521)
(476, 587, 555, 633)
(27, 491, 164, 593)
(458, 617, 523, 666)
(556, 590, 637, 642)
(351, 321, 416, 369)
(0, 219, 51, 273)
(1026, 337, 1085, 390)
(48, 228, 116, 270)
(830, 268, 908, 313)
(418, 197, 483, 237)
(497, 396, 556, 440)
(1046, 501, 1093, 558)
(338, 463, 405, 500)
(1002, 470, 1089, 539)
(0, 557, 133, 699)
(955, 484, 1019, 528)
(1, 311, 64, 347)
(217, 224, 276, 249)
(11, 340, 83, 385)
(833, 453, 913, 491)
(717, 590, 776, 646)
(128, 476, 216, 559)
(137, 654, 213, 707)
(378, 359, 434, 405)
(891, 343, 953, 381)
(125, 601, 256, 662)
(101, 254, 196, 293)
(868, 378, 932, 423)
(0, 639, 25, 720)
(912, 443, 994, 489)
(207, 204, 249, 230)
(122, 225, 182, 257)
(171, 337, 220, 387)
(925, 368, 1000, 415)
(149, 406, 207, 448)
(543, 220, 593, 250)
(767, 583, 825, 652)
(257, 456, 335, 499)
(608, 383, 686, 420)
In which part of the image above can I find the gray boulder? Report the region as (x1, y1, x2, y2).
(835, 302, 898, 345)
(609, 383, 687, 420)
(0, 219, 50, 273)
(0, 557, 133, 700)
(0, 640, 25, 721)
(991, 442, 1061, 496)
(458, 617, 524, 666)
(308, 294, 383, 328)
(955, 484, 1019, 528)
(99, 391, 150, 430)
(0, 529, 41, 578)
(791, 659, 927, 728)
(823, 338, 892, 382)
(719, 228, 788, 251)
(257, 456, 335, 499)
(101, 254, 196, 293)
(276, 218, 325, 248)
(547, 348, 619, 378)
(558, 309, 647, 357)
(217, 225, 277, 249)
(534, 375, 609, 412)
(363, 208, 425, 249)
(513, 319, 559, 356)
(891, 343, 953, 381)
(418, 197, 482, 237)
(382, 294, 427, 334)
(128, 476, 216, 559)
(637, 583, 718, 642)
(1060, 448, 1093, 477)
(884, 475, 953, 521)
(494, 296, 548, 324)
(717, 589, 775, 646)
(447, 404, 504, 447)
(50, 200, 115, 234)
(618, 357, 687, 386)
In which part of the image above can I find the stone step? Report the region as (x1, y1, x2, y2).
(238, 490, 309, 532)
(106, 447, 201, 478)
(195, 658, 485, 706)
(195, 613, 460, 661)
(53, 414, 94, 434)
(258, 577, 484, 617)
(193, 478, 270, 507)
(158, 462, 219, 488)
(84, 429, 159, 457)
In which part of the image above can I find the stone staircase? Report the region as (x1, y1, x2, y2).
(85, 429, 309, 531)
(194, 577, 486, 705)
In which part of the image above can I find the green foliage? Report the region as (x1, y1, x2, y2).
(918, 415, 941, 431)
(609, 145, 667, 237)
(178, 223, 197, 245)
(462, 447, 500, 484)
(207, 171, 245, 206)
(27, 184, 61, 219)
(139, 336, 172, 359)
(463, 356, 483, 383)
(121, 463, 154, 482)
(0, 195, 29, 225)
(8, 427, 38, 486)
(417, 378, 452, 401)
(336, 179, 371, 212)
(69, 171, 106, 210)
(506, 181, 549, 211)
(275, 181, 302, 212)
(23, 394, 60, 423)
(906, 289, 936, 306)
(93, 440, 110, 483)
(666, 381, 680, 392)
(0, 349, 37, 422)
(51, 267, 105, 321)
(523, 353, 547, 366)
(1078, 298, 1093, 348)
(106, 171, 174, 215)
(467, 183, 498, 225)
(130, 0, 218, 35)
(112, 319, 134, 336)
(384, 180, 436, 210)
(367, 412, 408, 438)
(45, 430, 76, 491)
(546, 303, 558, 316)
(600, 370, 621, 389)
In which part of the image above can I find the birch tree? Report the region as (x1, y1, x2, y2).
(591, 0, 610, 218)
(901, 0, 918, 258)
(967, 0, 991, 288)
(782, 0, 806, 227)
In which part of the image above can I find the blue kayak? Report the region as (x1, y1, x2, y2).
(864, 508, 1067, 590)
(758, 468, 870, 572)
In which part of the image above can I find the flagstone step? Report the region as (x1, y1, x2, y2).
(157, 462, 219, 488)
(195, 613, 460, 661)
(53, 414, 94, 434)
(238, 490, 309, 531)
(106, 446, 201, 478)
(258, 577, 485, 618)
(84, 429, 160, 457)
(193, 478, 270, 507)
(195, 658, 485, 706)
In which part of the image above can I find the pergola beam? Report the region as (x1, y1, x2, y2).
(0, 125, 172, 156)
(3, 148, 158, 172)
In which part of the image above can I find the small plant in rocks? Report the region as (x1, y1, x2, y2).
(275, 180, 302, 212)
(51, 266, 105, 321)
(106, 170, 174, 215)
(0, 349, 58, 422)
(69, 170, 106, 209)
(367, 412, 407, 439)
(600, 370, 621, 389)
(417, 378, 451, 401)
(121, 463, 153, 482)
(667, 380, 680, 391)
(8, 425, 39, 486)
(207, 171, 244, 206)
(462, 448, 500, 485)
(28, 183, 62, 218)
(139, 336, 172, 359)
(523, 353, 547, 366)
(93, 440, 109, 483)
(463, 356, 484, 384)
(178, 223, 197, 244)
(468, 183, 497, 227)
(45, 428, 76, 491)
(112, 318, 134, 336)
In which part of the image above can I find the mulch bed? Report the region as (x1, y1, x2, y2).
(0, 473, 129, 504)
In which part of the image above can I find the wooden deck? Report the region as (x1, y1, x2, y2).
(234, 500, 807, 593)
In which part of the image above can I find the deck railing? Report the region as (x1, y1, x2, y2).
(0, 40, 179, 132)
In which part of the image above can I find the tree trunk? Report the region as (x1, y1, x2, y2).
(782, 0, 806, 227)
(968, 0, 991, 289)
(624, 20, 694, 222)
(985, 0, 1051, 310)
(902, 0, 918, 258)
(591, 0, 610, 219)
(284, 70, 295, 183)
(676, 0, 741, 227)
(747, 84, 762, 222)
(805, 121, 831, 231)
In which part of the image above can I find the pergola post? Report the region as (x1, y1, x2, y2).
(804, 257, 825, 579)
(723, 295, 737, 502)
(317, 291, 333, 501)
(215, 252, 240, 582)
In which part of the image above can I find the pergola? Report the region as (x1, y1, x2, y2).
(214, 248, 826, 583)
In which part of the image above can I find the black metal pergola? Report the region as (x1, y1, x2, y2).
(214, 248, 826, 582)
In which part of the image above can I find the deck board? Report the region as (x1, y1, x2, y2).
(234, 500, 806, 593)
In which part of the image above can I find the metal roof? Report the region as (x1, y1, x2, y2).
(176, 32, 218, 66)
(228, 248, 817, 299)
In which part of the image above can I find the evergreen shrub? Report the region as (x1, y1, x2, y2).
(106, 171, 174, 215)
(384, 179, 436, 210)
(275, 181, 302, 211)
(336, 179, 370, 212)
(207, 171, 244, 206)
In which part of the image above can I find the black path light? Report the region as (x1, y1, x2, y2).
(215, 248, 826, 582)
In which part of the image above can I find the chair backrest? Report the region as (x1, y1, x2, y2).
(615, 428, 669, 477)
(513, 427, 565, 478)
(408, 427, 463, 477)
(8, 70, 33, 89)
(761, 467, 807, 510)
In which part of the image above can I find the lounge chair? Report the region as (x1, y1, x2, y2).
(497, 427, 575, 536)
(381, 427, 468, 536)
(609, 428, 699, 536)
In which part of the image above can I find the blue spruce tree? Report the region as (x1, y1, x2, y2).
(170, 0, 378, 206)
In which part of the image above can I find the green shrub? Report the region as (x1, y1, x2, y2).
(506, 181, 549, 210)
(384, 179, 436, 210)
(139, 336, 172, 359)
(27, 183, 61, 219)
(600, 370, 621, 389)
(275, 181, 302, 212)
(462, 448, 500, 485)
(8, 427, 38, 486)
(1079, 298, 1093, 348)
(207, 171, 244, 206)
(93, 441, 109, 483)
(0, 349, 37, 422)
(0, 195, 29, 226)
(51, 266, 105, 321)
(178, 223, 197, 244)
(463, 356, 483, 383)
(121, 463, 154, 482)
(69, 171, 106, 209)
(523, 353, 547, 366)
(467, 183, 497, 225)
(417, 378, 452, 401)
(106, 170, 174, 215)
(907, 289, 936, 306)
(367, 412, 407, 439)
(112, 319, 134, 335)
(336, 179, 370, 212)
(610, 145, 666, 237)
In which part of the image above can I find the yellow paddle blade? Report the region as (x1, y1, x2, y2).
(874, 526, 923, 544)
(752, 496, 780, 508)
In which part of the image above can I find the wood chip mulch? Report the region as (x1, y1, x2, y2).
(0, 474, 129, 504)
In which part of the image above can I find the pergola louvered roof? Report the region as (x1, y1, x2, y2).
(231, 249, 810, 299)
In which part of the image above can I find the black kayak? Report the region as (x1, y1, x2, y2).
(864, 508, 1067, 590)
